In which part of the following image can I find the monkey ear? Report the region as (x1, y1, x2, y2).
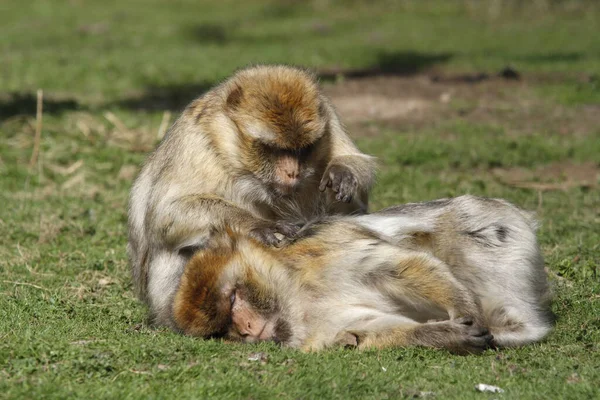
(226, 85, 244, 110)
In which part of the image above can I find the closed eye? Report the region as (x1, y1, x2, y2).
(297, 144, 314, 159)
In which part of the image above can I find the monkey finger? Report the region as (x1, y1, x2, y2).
(469, 326, 490, 338)
(488, 338, 500, 350)
(471, 328, 495, 348)
(464, 333, 494, 354)
(336, 175, 357, 203)
(336, 191, 353, 203)
(318, 175, 331, 192)
(337, 193, 351, 203)
(329, 172, 343, 193)
(453, 319, 494, 354)
(249, 227, 281, 247)
(457, 315, 489, 330)
(275, 221, 302, 237)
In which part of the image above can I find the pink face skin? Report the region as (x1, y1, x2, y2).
(273, 154, 300, 192)
(228, 289, 278, 343)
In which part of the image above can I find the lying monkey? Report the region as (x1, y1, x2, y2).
(172, 195, 554, 353)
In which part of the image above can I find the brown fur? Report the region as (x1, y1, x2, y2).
(173, 250, 234, 337)
(354, 317, 489, 355)
(169, 196, 552, 353)
(128, 64, 376, 326)
(172, 226, 490, 353)
(225, 68, 325, 149)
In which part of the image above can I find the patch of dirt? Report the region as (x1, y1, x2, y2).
(492, 161, 599, 191)
(322, 73, 600, 138)
(331, 94, 430, 123)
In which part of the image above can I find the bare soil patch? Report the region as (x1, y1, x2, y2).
(492, 161, 599, 191)
(323, 73, 600, 138)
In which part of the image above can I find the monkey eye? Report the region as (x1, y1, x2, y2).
(229, 291, 236, 306)
(297, 144, 314, 159)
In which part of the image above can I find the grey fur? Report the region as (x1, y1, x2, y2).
(351, 195, 554, 347)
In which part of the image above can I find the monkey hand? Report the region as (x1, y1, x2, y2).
(319, 164, 358, 203)
(249, 220, 302, 247)
(439, 317, 494, 355)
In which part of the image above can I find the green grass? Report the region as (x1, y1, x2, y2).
(1, 1, 599, 398)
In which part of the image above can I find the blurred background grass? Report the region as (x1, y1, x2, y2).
(2, 0, 599, 97)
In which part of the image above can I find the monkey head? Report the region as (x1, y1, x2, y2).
(172, 232, 295, 344)
(224, 66, 331, 195)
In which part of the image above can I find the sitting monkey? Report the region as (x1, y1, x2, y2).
(171, 195, 554, 353)
(128, 65, 376, 326)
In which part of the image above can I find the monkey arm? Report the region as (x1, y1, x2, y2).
(349, 317, 492, 354)
(389, 252, 484, 323)
(297, 248, 489, 353)
(333, 252, 491, 354)
(318, 107, 376, 209)
(147, 194, 287, 251)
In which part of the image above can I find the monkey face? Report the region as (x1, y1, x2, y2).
(225, 66, 331, 195)
(246, 142, 324, 196)
(173, 235, 294, 345)
(225, 283, 291, 345)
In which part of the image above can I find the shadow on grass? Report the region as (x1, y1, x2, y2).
(517, 52, 584, 64)
(2, 51, 453, 115)
(113, 82, 214, 112)
(318, 51, 453, 80)
(182, 22, 310, 45)
(0, 92, 83, 118)
(110, 51, 452, 111)
(182, 2, 312, 44)
(184, 23, 229, 44)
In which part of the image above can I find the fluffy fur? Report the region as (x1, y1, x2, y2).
(173, 195, 553, 352)
(128, 65, 376, 326)
(351, 195, 554, 347)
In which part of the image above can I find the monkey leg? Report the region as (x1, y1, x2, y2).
(351, 317, 493, 355)
(389, 252, 485, 326)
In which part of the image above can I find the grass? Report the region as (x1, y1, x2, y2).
(1, 0, 599, 398)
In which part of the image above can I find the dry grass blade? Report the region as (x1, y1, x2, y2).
(61, 172, 85, 190)
(104, 111, 130, 134)
(2, 280, 47, 290)
(76, 119, 91, 138)
(28, 89, 43, 169)
(46, 159, 84, 176)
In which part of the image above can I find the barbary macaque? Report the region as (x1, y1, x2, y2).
(128, 65, 376, 324)
(173, 196, 553, 353)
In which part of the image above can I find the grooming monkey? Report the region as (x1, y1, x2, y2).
(128, 65, 376, 325)
(172, 196, 553, 353)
